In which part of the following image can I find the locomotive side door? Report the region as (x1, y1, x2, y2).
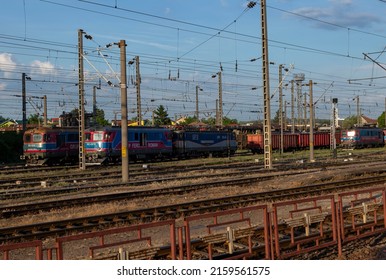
(140, 132, 147, 147)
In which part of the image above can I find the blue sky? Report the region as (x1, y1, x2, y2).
(1, 0, 386, 123)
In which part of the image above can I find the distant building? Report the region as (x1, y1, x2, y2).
(360, 114, 377, 126)
(0, 120, 22, 132)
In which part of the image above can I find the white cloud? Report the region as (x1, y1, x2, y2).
(292, 2, 382, 29)
(0, 53, 17, 78)
(30, 60, 57, 76)
(329, 0, 352, 5)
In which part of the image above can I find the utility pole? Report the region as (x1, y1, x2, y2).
(291, 80, 295, 133)
(43, 95, 47, 126)
(135, 56, 142, 125)
(215, 99, 219, 125)
(356, 95, 360, 126)
(279, 65, 284, 155)
(308, 80, 315, 162)
(195, 85, 202, 121)
(78, 29, 86, 170)
(118, 40, 129, 183)
(21, 73, 27, 132)
(218, 72, 223, 127)
(93, 85, 97, 126)
(212, 72, 223, 127)
(331, 98, 338, 158)
(261, 0, 272, 169)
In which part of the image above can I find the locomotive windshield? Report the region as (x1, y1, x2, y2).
(93, 133, 104, 141)
(32, 134, 43, 142)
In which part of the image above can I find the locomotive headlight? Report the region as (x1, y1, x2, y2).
(347, 131, 355, 137)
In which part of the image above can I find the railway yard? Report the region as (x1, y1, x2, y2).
(1, 149, 386, 260)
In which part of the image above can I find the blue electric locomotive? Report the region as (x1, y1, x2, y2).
(340, 127, 384, 149)
(21, 127, 79, 165)
(84, 126, 173, 164)
(172, 130, 237, 158)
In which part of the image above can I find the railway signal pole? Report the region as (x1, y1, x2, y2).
(260, 0, 272, 169)
(78, 29, 86, 170)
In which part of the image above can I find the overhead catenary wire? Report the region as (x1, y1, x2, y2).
(0, 1, 385, 122)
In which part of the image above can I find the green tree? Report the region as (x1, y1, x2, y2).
(27, 114, 43, 125)
(223, 117, 238, 126)
(342, 115, 357, 129)
(179, 116, 198, 125)
(95, 107, 109, 126)
(202, 117, 215, 126)
(0, 115, 6, 124)
(377, 112, 385, 128)
(153, 105, 171, 125)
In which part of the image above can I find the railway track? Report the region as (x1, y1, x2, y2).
(1, 157, 385, 202)
(0, 169, 385, 244)
(0, 169, 315, 215)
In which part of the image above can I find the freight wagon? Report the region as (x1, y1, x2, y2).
(246, 131, 342, 154)
(246, 132, 299, 154)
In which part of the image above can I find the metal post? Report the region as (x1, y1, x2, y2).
(356, 96, 360, 126)
(218, 72, 223, 127)
(279, 65, 283, 155)
(291, 80, 295, 133)
(309, 80, 314, 162)
(43, 95, 47, 126)
(261, 0, 272, 169)
(119, 40, 129, 182)
(331, 98, 338, 158)
(304, 85, 307, 129)
(93, 85, 97, 126)
(215, 99, 219, 126)
(78, 29, 86, 170)
(135, 56, 142, 126)
(195, 85, 200, 121)
(22, 73, 27, 132)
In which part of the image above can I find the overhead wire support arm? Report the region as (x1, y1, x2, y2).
(82, 53, 116, 87)
(270, 64, 293, 99)
(314, 81, 334, 105)
(363, 53, 386, 72)
(97, 48, 121, 83)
